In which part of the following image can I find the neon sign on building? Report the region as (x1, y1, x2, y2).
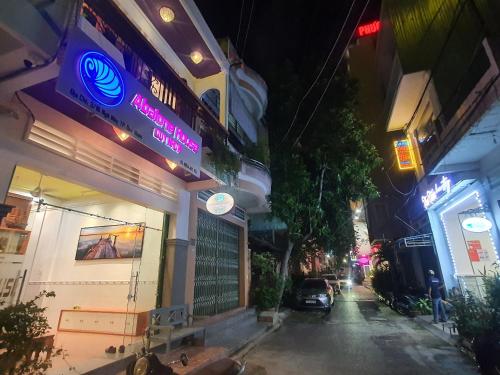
(56, 28, 202, 176)
(357, 20, 380, 38)
(394, 138, 416, 170)
(131, 94, 200, 155)
(79, 51, 125, 107)
(421, 176, 452, 209)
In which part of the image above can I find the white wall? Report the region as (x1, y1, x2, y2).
(21, 196, 163, 332)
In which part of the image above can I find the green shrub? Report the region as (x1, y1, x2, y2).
(0, 291, 61, 374)
(251, 252, 290, 310)
(415, 298, 432, 315)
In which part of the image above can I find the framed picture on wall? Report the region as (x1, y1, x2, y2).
(75, 224, 145, 260)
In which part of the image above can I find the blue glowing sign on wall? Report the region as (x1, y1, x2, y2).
(79, 51, 125, 107)
(57, 28, 201, 176)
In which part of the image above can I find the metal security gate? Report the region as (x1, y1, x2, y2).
(194, 210, 240, 316)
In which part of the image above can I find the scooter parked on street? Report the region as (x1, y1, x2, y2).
(126, 325, 246, 374)
(126, 326, 188, 375)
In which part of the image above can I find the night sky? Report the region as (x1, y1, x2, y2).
(195, 0, 381, 84)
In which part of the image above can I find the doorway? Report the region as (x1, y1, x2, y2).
(193, 210, 240, 316)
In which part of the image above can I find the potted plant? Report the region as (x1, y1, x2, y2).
(451, 264, 500, 375)
(0, 291, 61, 374)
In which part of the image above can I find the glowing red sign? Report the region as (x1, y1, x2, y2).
(357, 20, 380, 37)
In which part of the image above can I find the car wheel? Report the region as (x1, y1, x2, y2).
(325, 306, 331, 314)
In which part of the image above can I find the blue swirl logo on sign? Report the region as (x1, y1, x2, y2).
(79, 51, 125, 107)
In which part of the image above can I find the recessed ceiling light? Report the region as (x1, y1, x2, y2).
(159, 7, 175, 23)
(165, 158, 177, 170)
(190, 51, 203, 64)
(113, 127, 129, 141)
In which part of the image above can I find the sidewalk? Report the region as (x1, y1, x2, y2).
(413, 314, 459, 346)
(109, 307, 287, 375)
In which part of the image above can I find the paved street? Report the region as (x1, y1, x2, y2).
(242, 286, 477, 375)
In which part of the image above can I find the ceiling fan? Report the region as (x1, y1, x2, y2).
(13, 174, 58, 199)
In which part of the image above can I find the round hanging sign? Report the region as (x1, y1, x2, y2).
(462, 217, 492, 233)
(206, 193, 234, 215)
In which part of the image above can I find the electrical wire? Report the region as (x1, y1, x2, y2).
(241, 0, 255, 58)
(403, 0, 468, 132)
(292, 0, 371, 148)
(235, 0, 246, 50)
(384, 170, 416, 197)
(0, 0, 81, 83)
(279, 0, 358, 146)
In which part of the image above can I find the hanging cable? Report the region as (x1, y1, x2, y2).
(403, 0, 468, 133)
(36, 199, 162, 231)
(292, 0, 371, 148)
(241, 0, 255, 57)
(383, 167, 416, 196)
(279, 0, 358, 146)
(235, 0, 246, 50)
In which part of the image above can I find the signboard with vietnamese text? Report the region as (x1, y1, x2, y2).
(421, 176, 452, 209)
(394, 139, 416, 170)
(56, 28, 202, 177)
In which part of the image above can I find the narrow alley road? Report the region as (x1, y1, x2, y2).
(242, 286, 477, 375)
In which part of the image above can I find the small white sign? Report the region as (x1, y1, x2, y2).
(462, 217, 492, 233)
(206, 193, 234, 216)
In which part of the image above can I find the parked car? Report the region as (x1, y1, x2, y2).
(295, 278, 334, 312)
(323, 274, 341, 294)
(338, 275, 353, 290)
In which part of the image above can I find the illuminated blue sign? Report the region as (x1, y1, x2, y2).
(56, 28, 201, 176)
(79, 51, 125, 107)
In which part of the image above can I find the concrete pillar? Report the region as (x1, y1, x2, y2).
(239, 223, 249, 307)
(161, 238, 190, 306)
(185, 192, 199, 314)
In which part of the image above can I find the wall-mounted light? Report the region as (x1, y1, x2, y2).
(113, 127, 129, 141)
(159, 7, 175, 23)
(190, 51, 203, 64)
(165, 158, 177, 171)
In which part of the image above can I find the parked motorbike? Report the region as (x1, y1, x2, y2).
(188, 358, 246, 375)
(126, 326, 188, 375)
(126, 326, 246, 375)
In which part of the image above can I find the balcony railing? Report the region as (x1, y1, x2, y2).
(417, 72, 500, 172)
(241, 156, 271, 177)
(81, 1, 226, 147)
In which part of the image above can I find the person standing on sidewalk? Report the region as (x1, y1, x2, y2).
(427, 270, 447, 324)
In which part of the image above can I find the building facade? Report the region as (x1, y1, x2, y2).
(376, 0, 500, 297)
(0, 0, 270, 365)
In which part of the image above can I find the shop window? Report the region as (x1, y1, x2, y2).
(201, 89, 220, 118)
(0, 194, 32, 255)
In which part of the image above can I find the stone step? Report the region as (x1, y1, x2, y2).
(200, 308, 258, 334)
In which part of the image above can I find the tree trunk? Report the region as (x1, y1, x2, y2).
(276, 240, 294, 311)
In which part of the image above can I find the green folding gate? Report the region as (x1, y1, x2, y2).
(194, 210, 240, 316)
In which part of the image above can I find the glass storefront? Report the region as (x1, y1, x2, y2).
(1, 165, 165, 371)
(429, 183, 500, 298)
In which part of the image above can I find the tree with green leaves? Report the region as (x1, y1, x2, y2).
(267, 62, 381, 306)
(0, 291, 61, 374)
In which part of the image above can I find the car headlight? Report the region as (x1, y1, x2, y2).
(318, 294, 327, 298)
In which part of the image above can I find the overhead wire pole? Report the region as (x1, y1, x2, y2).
(292, 0, 371, 148)
(279, 0, 358, 146)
